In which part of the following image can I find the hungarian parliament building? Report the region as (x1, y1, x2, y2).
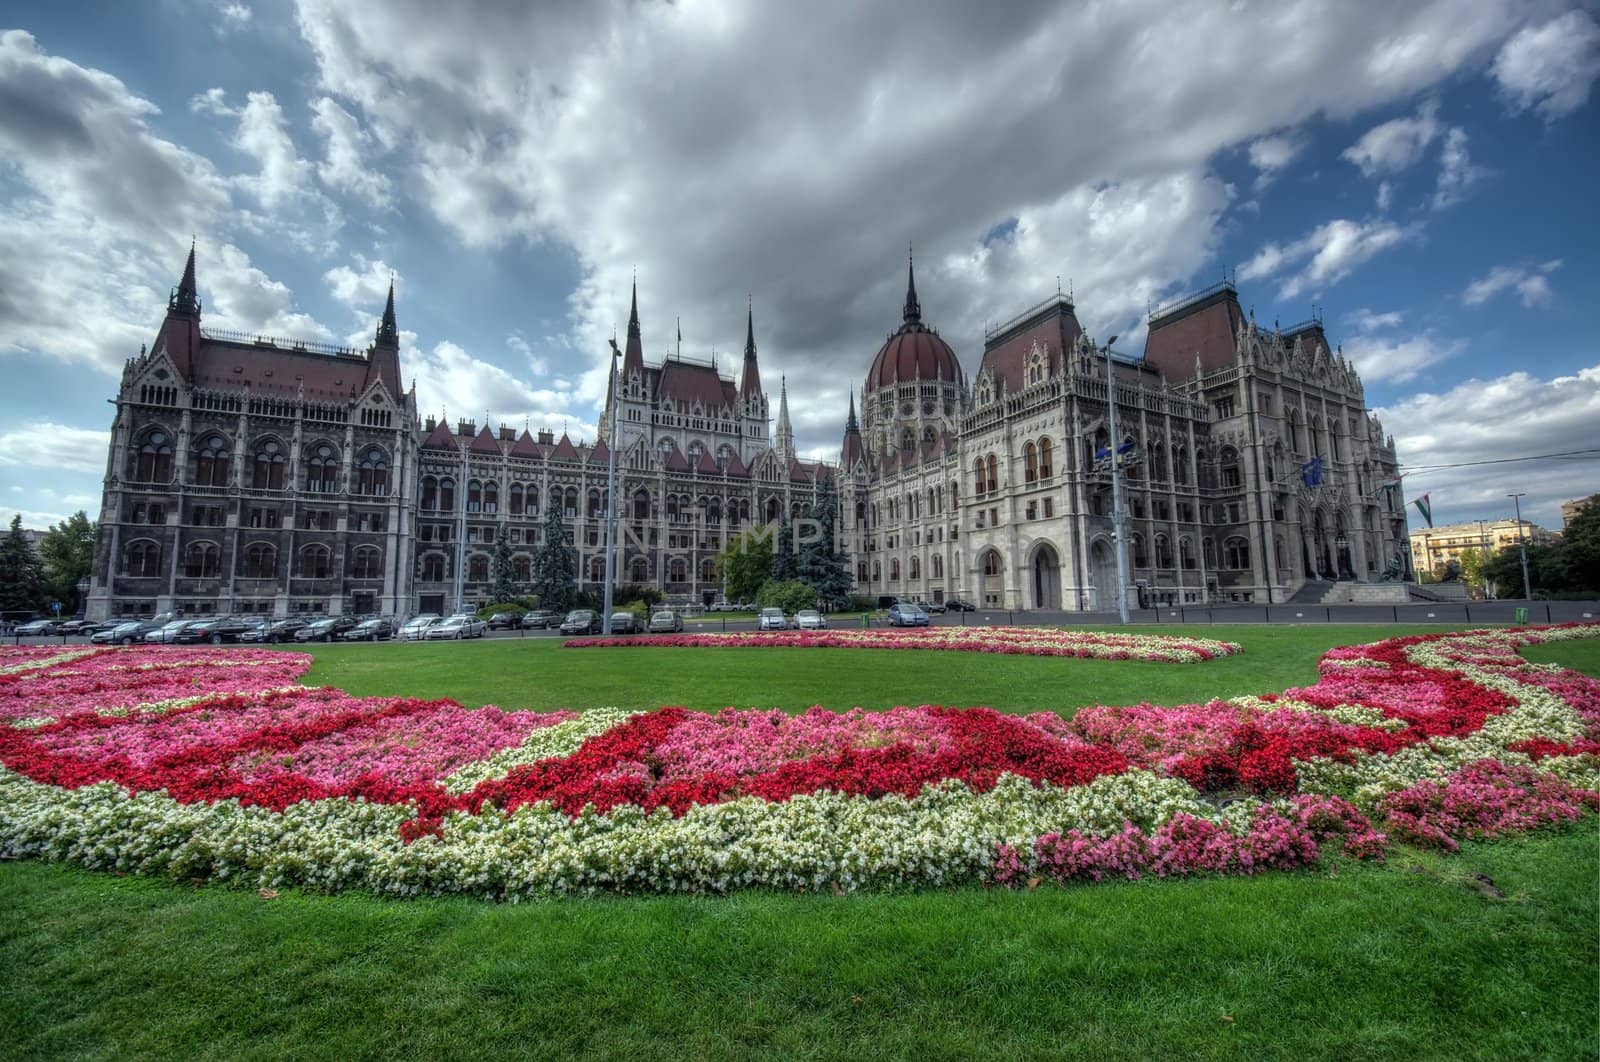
(86, 248, 1408, 619)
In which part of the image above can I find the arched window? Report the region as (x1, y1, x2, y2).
(871, 560, 881, 581)
(1203, 537, 1218, 570)
(588, 556, 606, 581)
(299, 545, 332, 579)
(1224, 536, 1250, 570)
(468, 554, 489, 582)
(1289, 412, 1303, 455)
(701, 558, 716, 581)
(251, 439, 285, 490)
(632, 489, 650, 520)
(421, 554, 445, 581)
(982, 551, 1002, 577)
(483, 481, 499, 514)
(526, 485, 539, 516)
(241, 544, 276, 578)
(183, 542, 219, 578)
(1024, 442, 1038, 483)
(1038, 438, 1053, 479)
(439, 478, 455, 512)
(630, 557, 649, 582)
(1132, 532, 1149, 568)
(509, 484, 524, 516)
(134, 431, 173, 482)
(890, 559, 901, 580)
(305, 444, 338, 493)
(587, 489, 603, 520)
(764, 497, 779, 522)
(513, 555, 531, 583)
(1180, 536, 1196, 570)
(909, 556, 921, 580)
(421, 476, 438, 510)
(192, 435, 229, 486)
(124, 540, 162, 576)
(351, 547, 381, 580)
(932, 554, 943, 578)
(986, 454, 998, 494)
(357, 448, 388, 495)
(1172, 445, 1189, 485)
(563, 487, 578, 517)
(974, 456, 986, 496)
(669, 558, 687, 582)
(1155, 534, 1173, 569)
(1219, 447, 1241, 489)
(467, 480, 483, 513)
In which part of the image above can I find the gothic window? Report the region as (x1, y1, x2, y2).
(1122, 438, 1142, 481)
(439, 478, 456, 512)
(1224, 536, 1250, 570)
(240, 544, 276, 579)
(468, 555, 489, 582)
(357, 448, 389, 495)
(527, 485, 539, 516)
(630, 557, 649, 582)
(134, 431, 173, 482)
(421, 476, 438, 510)
(250, 440, 285, 490)
(587, 489, 603, 520)
(305, 444, 338, 493)
(1024, 442, 1038, 483)
(1180, 536, 1196, 570)
(632, 489, 650, 520)
(909, 557, 920, 580)
(1289, 412, 1303, 455)
(1203, 537, 1218, 570)
(1026, 348, 1045, 385)
(669, 558, 687, 582)
(421, 554, 446, 582)
(1220, 447, 1242, 489)
(483, 481, 499, 514)
(299, 545, 332, 579)
(513, 555, 532, 583)
(124, 540, 161, 576)
(932, 554, 943, 578)
(509, 484, 524, 516)
(950, 481, 959, 509)
(192, 435, 230, 486)
(564, 487, 578, 517)
(1038, 438, 1053, 479)
(183, 542, 219, 579)
(1155, 534, 1173, 569)
(351, 547, 381, 580)
(1172, 445, 1189, 485)
(467, 480, 483, 513)
(982, 551, 1002, 577)
(1131, 532, 1149, 568)
(986, 454, 999, 494)
(587, 556, 605, 581)
(890, 559, 901, 580)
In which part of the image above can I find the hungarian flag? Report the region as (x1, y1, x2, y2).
(1413, 493, 1433, 528)
(1301, 457, 1323, 487)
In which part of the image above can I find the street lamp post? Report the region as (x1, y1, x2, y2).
(602, 340, 623, 629)
(1103, 335, 1130, 625)
(1508, 493, 1532, 600)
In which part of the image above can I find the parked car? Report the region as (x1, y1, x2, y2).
(916, 599, 947, 614)
(486, 611, 521, 630)
(54, 619, 93, 635)
(398, 614, 440, 641)
(14, 619, 61, 637)
(794, 609, 826, 630)
(93, 619, 157, 645)
(426, 614, 487, 640)
(943, 598, 976, 612)
(145, 619, 202, 644)
(608, 612, 643, 635)
(341, 617, 394, 642)
(294, 616, 358, 643)
(520, 609, 557, 629)
(647, 610, 684, 633)
(886, 602, 931, 627)
(559, 610, 603, 636)
(241, 618, 309, 644)
(175, 617, 255, 644)
(758, 607, 790, 631)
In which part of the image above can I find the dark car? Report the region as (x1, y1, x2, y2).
(294, 616, 358, 643)
(341, 617, 394, 642)
(559, 609, 602, 636)
(520, 610, 557, 629)
(241, 618, 308, 644)
(943, 598, 976, 612)
(487, 611, 521, 630)
(608, 612, 644, 635)
(55, 619, 94, 635)
(886, 602, 931, 627)
(175, 617, 256, 644)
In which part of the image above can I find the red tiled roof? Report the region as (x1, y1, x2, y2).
(723, 451, 750, 478)
(662, 443, 690, 472)
(470, 425, 503, 455)
(977, 298, 1081, 394)
(658, 360, 738, 410)
(788, 460, 812, 483)
(510, 430, 541, 458)
(549, 433, 580, 462)
(866, 325, 962, 391)
(588, 439, 610, 464)
(191, 337, 374, 401)
(421, 419, 458, 450)
(696, 449, 720, 474)
(1143, 286, 1245, 380)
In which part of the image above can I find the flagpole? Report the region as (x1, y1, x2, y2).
(1104, 336, 1130, 625)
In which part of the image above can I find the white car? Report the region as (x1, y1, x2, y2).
(399, 614, 440, 641)
(794, 609, 826, 630)
(425, 614, 487, 640)
(757, 608, 790, 631)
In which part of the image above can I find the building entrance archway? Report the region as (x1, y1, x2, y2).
(1089, 539, 1117, 612)
(1030, 542, 1062, 610)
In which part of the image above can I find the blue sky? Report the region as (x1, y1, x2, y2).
(1, 0, 1597, 533)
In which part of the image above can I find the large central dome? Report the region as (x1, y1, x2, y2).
(865, 256, 963, 391)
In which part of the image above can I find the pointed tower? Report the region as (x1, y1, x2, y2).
(152, 241, 203, 379)
(365, 277, 403, 396)
(775, 375, 794, 462)
(739, 297, 763, 401)
(840, 387, 864, 468)
(622, 276, 645, 380)
(902, 246, 921, 324)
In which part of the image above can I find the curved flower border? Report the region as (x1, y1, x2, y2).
(0, 625, 1594, 897)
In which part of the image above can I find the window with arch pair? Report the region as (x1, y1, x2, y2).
(1022, 439, 1054, 483)
(192, 435, 230, 486)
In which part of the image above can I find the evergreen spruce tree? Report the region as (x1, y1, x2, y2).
(769, 516, 798, 581)
(489, 522, 517, 603)
(531, 503, 577, 613)
(798, 479, 853, 609)
(0, 514, 47, 614)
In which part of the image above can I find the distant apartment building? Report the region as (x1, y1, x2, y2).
(1408, 518, 1555, 574)
(1561, 494, 1597, 530)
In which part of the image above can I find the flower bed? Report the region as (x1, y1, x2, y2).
(0, 626, 1596, 897)
(568, 626, 1243, 662)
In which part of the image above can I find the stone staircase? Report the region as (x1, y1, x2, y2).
(1291, 579, 1411, 605)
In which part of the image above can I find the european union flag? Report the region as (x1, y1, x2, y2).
(1301, 457, 1323, 487)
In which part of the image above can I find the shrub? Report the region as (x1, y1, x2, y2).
(756, 579, 818, 613)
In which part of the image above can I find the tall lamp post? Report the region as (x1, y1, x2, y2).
(602, 339, 623, 628)
(1508, 493, 1532, 600)
(1103, 335, 1130, 625)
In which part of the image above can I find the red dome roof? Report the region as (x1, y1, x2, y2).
(866, 325, 962, 390)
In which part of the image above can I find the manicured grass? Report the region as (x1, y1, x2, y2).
(2, 831, 1594, 1060)
(302, 624, 1452, 716)
(2, 624, 1595, 1058)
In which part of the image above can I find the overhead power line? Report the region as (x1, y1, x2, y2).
(1399, 448, 1600, 479)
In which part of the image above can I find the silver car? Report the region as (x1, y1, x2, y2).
(758, 608, 789, 631)
(399, 614, 440, 641)
(794, 609, 826, 630)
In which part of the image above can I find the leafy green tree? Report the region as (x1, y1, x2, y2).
(38, 510, 96, 612)
(797, 480, 852, 609)
(755, 579, 817, 613)
(0, 514, 47, 614)
(717, 527, 773, 603)
(530, 503, 577, 614)
(1559, 497, 1600, 592)
(1457, 547, 1488, 598)
(489, 523, 517, 603)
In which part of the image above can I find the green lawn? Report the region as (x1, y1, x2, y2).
(2, 624, 1596, 1059)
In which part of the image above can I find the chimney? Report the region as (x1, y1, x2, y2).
(537, 428, 554, 445)
(500, 426, 515, 442)
(424, 415, 436, 432)
(458, 418, 474, 437)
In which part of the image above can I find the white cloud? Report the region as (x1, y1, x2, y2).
(1342, 99, 1441, 176)
(233, 91, 313, 210)
(1377, 365, 1600, 527)
(1375, 180, 1393, 211)
(1431, 126, 1485, 209)
(310, 97, 392, 208)
(1491, 10, 1600, 120)
(1247, 131, 1306, 189)
(1342, 332, 1461, 384)
(1238, 218, 1413, 301)
(406, 339, 587, 438)
(323, 255, 398, 309)
(1347, 308, 1404, 332)
(0, 422, 110, 475)
(1462, 259, 1562, 308)
(216, 3, 253, 32)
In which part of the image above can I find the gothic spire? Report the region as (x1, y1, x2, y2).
(169, 239, 199, 316)
(902, 244, 921, 325)
(622, 273, 644, 377)
(744, 296, 756, 357)
(375, 276, 398, 345)
(845, 387, 859, 432)
(775, 375, 794, 461)
(740, 297, 763, 399)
